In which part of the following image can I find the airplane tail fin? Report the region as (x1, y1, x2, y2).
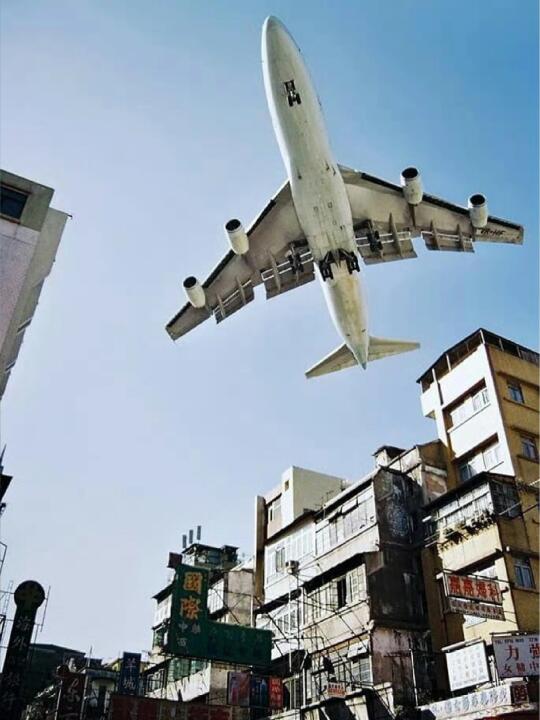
(305, 335, 420, 379)
(367, 335, 420, 362)
(305, 343, 357, 379)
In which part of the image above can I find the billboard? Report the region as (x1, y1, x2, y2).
(227, 673, 283, 709)
(167, 564, 271, 666)
(118, 652, 141, 695)
(109, 696, 233, 720)
(327, 681, 346, 698)
(56, 668, 85, 720)
(443, 573, 502, 605)
(493, 633, 539, 678)
(227, 672, 250, 707)
(269, 677, 284, 709)
(447, 596, 505, 621)
(445, 641, 490, 691)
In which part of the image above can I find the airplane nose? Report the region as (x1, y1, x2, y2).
(263, 15, 282, 35)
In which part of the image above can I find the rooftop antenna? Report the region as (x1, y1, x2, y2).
(188, 529, 194, 545)
(196, 525, 202, 541)
(182, 535, 187, 550)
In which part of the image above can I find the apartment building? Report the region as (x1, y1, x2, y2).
(418, 328, 539, 487)
(145, 542, 254, 711)
(254, 463, 434, 719)
(0, 170, 68, 399)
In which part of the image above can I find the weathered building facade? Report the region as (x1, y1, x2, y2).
(145, 542, 255, 711)
(254, 463, 434, 718)
(0, 170, 68, 399)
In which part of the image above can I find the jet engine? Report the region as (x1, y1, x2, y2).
(225, 219, 249, 255)
(400, 167, 423, 205)
(468, 193, 488, 229)
(183, 276, 206, 308)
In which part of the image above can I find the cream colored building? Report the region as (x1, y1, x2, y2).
(417, 329, 539, 709)
(0, 170, 68, 399)
(418, 328, 539, 488)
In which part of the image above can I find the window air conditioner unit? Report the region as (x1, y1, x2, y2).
(285, 560, 299, 575)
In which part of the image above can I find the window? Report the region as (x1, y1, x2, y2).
(492, 481, 520, 518)
(514, 557, 535, 588)
(315, 487, 375, 555)
(305, 566, 366, 623)
(275, 546, 285, 573)
(508, 382, 525, 404)
(265, 525, 313, 580)
(336, 577, 347, 608)
(458, 442, 501, 482)
(350, 656, 372, 686)
(450, 386, 489, 428)
(268, 496, 281, 523)
(521, 436, 538, 462)
(0, 184, 28, 220)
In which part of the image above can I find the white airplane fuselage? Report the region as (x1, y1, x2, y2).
(262, 16, 369, 367)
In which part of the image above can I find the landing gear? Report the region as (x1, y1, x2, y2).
(288, 252, 304, 274)
(338, 249, 360, 274)
(318, 249, 360, 281)
(368, 229, 383, 253)
(319, 251, 336, 280)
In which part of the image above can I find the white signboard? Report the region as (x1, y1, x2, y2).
(448, 596, 505, 620)
(420, 683, 533, 720)
(446, 642, 490, 690)
(493, 633, 539, 678)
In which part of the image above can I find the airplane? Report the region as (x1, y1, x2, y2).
(166, 16, 523, 379)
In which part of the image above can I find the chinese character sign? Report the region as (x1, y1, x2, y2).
(0, 580, 45, 720)
(109, 695, 233, 720)
(493, 634, 540, 679)
(269, 677, 284, 709)
(56, 667, 85, 720)
(169, 565, 209, 659)
(118, 652, 141, 696)
(167, 564, 272, 666)
(250, 676, 269, 708)
(227, 672, 251, 707)
(444, 573, 502, 604)
(445, 642, 490, 690)
(447, 596, 505, 621)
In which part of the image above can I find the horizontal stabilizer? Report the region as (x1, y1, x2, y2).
(368, 335, 420, 361)
(305, 343, 357, 379)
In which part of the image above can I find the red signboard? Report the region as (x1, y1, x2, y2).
(327, 681, 346, 698)
(444, 573, 502, 604)
(109, 696, 233, 720)
(269, 677, 284, 709)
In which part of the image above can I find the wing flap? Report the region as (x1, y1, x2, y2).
(261, 248, 315, 299)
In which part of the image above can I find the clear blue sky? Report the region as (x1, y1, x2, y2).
(0, 0, 537, 659)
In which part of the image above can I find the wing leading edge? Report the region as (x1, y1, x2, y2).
(340, 165, 523, 266)
(166, 180, 314, 340)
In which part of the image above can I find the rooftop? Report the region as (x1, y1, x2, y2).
(417, 328, 539, 387)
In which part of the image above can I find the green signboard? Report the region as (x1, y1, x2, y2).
(167, 564, 271, 667)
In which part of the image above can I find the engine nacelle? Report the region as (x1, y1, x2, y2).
(183, 276, 206, 308)
(400, 167, 423, 205)
(225, 218, 249, 255)
(468, 193, 488, 229)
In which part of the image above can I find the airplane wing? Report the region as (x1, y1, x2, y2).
(166, 181, 315, 340)
(339, 165, 523, 265)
